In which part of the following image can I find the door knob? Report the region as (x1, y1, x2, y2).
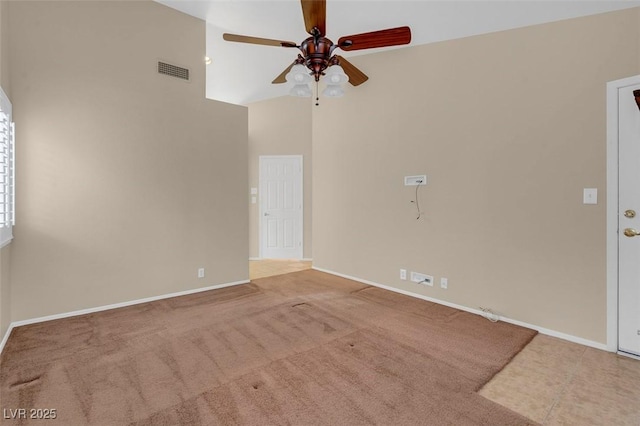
(264, 212, 270, 216)
(623, 228, 640, 237)
(624, 209, 636, 218)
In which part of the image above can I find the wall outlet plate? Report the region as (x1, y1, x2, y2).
(198, 268, 205, 278)
(440, 277, 448, 289)
(411, 271, 433, 286)
(400, 269, 407, 280)
(404, 175, 427, 186)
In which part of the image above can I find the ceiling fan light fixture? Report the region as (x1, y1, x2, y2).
(223, 0, 412, 103)
(290, 83, 312, 97)
(322, 84, 344, 98)
(286, 64, 312, 84)
(324, 65, 349, 84)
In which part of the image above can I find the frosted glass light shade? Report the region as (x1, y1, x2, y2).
(290, 84, 312, 97)
(324, 65, 348, 85)
(285, 64, 312, 84)
(322, 84, 344, 98)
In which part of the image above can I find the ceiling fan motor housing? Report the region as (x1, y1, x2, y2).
(300, 35, 335, 81)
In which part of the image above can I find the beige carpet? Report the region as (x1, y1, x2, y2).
(1, 270, 538, 425)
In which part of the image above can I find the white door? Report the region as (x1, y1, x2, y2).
(619, 82, 640, 357)
(259, 156, 303, 259)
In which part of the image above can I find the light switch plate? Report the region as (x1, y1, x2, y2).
(583, 188, 597, 205)
(251, 187, 258, 195)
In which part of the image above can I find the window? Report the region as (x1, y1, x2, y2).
(0, 86, 14, 247)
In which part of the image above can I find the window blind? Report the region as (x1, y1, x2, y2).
(0, 87, 14, 247)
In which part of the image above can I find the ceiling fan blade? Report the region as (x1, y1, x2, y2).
(272, 62, 297, 84)
(223, 33, 297, 48)
(300, 0, 326, 36)
(338, 26, 411, 51)
(336, 56, 368, 86)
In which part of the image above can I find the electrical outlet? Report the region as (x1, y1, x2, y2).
(440, 277, 448, 289)
(410, 271, 433, 286)
(400, 269, 407, 280)
(198, 268, 205, 278)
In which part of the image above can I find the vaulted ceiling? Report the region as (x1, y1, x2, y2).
(156, 1, 640, 106)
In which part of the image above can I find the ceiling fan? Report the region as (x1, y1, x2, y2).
(222, 0, 411, 100)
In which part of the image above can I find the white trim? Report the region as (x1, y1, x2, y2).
(312, 266, 608, 351)
(0, 323, 13, 355)
(258, 155, 304, 260)
(249, 258, 312, 261)
(0, 278, 250, 355)
(618, 351, 640, 361)
(0, 86, 14, 247)
(606, 75, 640, 353)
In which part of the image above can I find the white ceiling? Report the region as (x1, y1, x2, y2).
(156, 1, 640, 106)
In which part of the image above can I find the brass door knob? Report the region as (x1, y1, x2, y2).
(623, 228, 640, 237)
(624, 210, 636, 219)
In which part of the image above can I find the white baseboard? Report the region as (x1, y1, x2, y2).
(0, 278, 250, 356)
(312, 266, 608, 352)
(0, 323, 13, 357)
(3, 268, 611, 356)
(249, 257, 313, 262)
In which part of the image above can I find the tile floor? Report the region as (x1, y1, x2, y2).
(251, 261, 640, 425)
(249, 258, 312, 280)
(480, 334, 640, 425)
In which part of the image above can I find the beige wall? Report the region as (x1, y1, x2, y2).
(8, 1, 248, 321)
(313, 8, 640, 344)
(0, 0, 11, 340)
(0, 0, 8, 93)
(248, 96, 312, 259)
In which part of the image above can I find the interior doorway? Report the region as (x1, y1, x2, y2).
(607, 74, 640, 357)
(259, 155, 303, 259)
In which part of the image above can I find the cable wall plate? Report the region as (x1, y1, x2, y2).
(404, 175, 427, 186)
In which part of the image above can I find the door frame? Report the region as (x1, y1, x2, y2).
(258, 155, 304, 259)
(606, 74, 640, 354)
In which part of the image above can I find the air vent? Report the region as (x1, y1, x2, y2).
(157, 61, 190, 81)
